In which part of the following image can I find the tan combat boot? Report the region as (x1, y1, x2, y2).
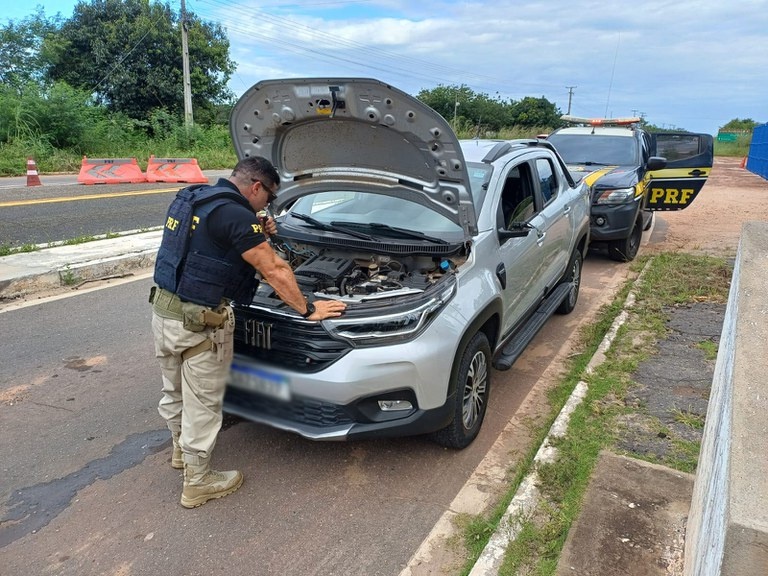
(181, 459, 243, 508)
(171, 432, 184, 470)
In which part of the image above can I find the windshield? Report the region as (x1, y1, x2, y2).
(287, 190, 464, 239)
(548, 134, 639, 166)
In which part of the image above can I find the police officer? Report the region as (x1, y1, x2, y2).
(150, 156, 346, 508)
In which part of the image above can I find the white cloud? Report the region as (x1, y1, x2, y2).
(6, 0, 768, 132)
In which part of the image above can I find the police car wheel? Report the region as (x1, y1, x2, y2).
(608, 219, 642, 262)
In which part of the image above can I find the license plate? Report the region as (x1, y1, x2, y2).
(229, 362, 291, 401)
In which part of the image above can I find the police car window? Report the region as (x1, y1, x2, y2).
(548, 134, 638, 166)
(655, 135, 701, 161)
(535, 158, 558, 204)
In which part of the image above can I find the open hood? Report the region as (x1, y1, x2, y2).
(230, 78, 477, 237)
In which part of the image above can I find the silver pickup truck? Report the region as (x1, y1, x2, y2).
(224, 78, 591, 448)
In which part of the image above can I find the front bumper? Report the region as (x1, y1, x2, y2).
(223, 308, 467, 440)
(223, 385, 454, 440)
(589, 200, 640, 242)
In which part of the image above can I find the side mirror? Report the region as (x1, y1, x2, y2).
(647, 156, 667, 171)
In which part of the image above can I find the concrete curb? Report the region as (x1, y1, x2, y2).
(0, 230, 162, 300)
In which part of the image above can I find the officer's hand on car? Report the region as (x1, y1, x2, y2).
(308, 299, 346, 320)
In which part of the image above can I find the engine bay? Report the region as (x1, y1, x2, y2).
(259, 240, 465, 301)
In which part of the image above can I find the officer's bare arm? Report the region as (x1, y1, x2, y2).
(240, 244, 345, 319)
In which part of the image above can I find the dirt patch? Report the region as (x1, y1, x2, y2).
(617, 302, 724, 463)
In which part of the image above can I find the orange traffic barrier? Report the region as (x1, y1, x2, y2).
(145, 155, 207, 183)
(26, 157, 42, 187)
(77, 156, 147, 185)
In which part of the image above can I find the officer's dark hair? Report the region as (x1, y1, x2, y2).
(232, 156, 280, 189)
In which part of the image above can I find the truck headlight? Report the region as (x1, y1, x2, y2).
(324, 282, 456, 346)
(595, 187, 635, 204)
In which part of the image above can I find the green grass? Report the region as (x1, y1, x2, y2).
(696, 339, 719, 360)
(0, 243, 39, 256)
(0, 123, 237, 176)
(714, 135, 752, 158)
(457, 253, 732, 575)
(672, 407, 706, 430)
(61, 235, 98, 246)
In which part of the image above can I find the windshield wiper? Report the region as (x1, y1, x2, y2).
(572, 161, 613, 166)
(290, 213, 375, 240)
(365, 222, 448, 244)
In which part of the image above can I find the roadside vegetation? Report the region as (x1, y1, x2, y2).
(458, 252, 732, 575)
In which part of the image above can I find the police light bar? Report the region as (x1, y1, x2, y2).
(561, 115, 641, 126)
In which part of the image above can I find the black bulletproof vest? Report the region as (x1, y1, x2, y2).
(153, 184, 258, 307)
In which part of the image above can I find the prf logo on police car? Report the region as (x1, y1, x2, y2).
(647, 186, 700, 209)
(651, 187, 694, 205)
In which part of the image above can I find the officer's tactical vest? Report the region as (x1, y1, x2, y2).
(154, 184, 258, 307)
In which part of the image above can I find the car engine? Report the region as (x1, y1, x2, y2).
(265, 241, 462, 300)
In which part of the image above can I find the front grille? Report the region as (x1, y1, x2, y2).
(233, 305, 351, 373)
(225, 387, 354, 427)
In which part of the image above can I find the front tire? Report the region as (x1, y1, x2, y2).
(608, 217, 642, 262)
(431, 332, 491, 449)
(556, 249, 583, 315)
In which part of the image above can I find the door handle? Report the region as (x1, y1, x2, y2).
(536, 230, 546, 244)
(562, 205, 571, 215)
(688, 169, 705, 177)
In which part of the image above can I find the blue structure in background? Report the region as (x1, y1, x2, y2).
(747, 124, 768, 180)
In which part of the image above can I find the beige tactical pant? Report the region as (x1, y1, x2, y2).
(152, 312, 232, 465)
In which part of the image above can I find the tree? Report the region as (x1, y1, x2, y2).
(44, 0, 234, 124)
(416, 84, 478, 127)
(0, 10, 60, 91)
(506, 96, 561, 128)
(719, 118, 760, 132)
(417, 85, 561, 133)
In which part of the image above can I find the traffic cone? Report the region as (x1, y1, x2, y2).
(740, 157, 747, 169)
(26, 157, 42, 186)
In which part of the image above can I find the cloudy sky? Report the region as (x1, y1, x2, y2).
(6, 0, 767, 134)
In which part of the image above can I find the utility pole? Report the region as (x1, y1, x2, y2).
(566, 86, 576, 115)
(180, 0, 194, 130)
(453, 98, 460, 130)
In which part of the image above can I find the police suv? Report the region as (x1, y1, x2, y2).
(222, 78, 590, 449)
(546, 116, 713, 261)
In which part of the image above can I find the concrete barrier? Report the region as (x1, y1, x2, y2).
(684, 222, 768, 575)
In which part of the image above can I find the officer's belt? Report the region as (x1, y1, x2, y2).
(149, 286, 228, 327)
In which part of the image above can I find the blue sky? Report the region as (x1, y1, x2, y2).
(5, 0, 768, 135)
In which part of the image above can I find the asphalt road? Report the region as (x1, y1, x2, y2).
(0, 172, 229, 247)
